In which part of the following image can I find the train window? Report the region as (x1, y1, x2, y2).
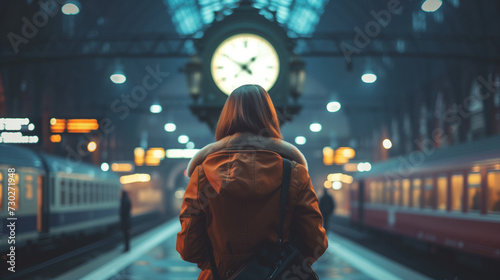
(60, 179, 66, 206)
(369, 181, 376, 203)
(393, 180, 401, 206)
(0, 171, 3, 210)
(412, 178, 421, 208)
(437, 176, 447, 210)
(423, 177, 434, 208)
(383, 181, 390, 204)
(82, 182, 86, 204)
(51, 177, 55, 206)
(488, 171, 500, 214)
(468, 173, 481, 211)
(94, 183, 98, 203)
(25, 175, 34, 200)
(76, 181, 81, 204)
(402, 179, 410, 207)
(69, 181, 74, 205)
(377, 181, 384, 204)
(451, 174, 463, 211)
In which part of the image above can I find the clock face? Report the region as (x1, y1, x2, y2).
(210, 33, 280, 95)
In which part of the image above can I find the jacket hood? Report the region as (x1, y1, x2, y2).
(187, 132, 307, 177)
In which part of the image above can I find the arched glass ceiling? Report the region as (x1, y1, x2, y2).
(163, 0, 329, 37)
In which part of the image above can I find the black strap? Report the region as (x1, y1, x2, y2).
(278, 158, 292, 244)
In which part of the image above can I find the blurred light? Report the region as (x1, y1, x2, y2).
(166, 149, 200, 158)
(50, 119, 66, 133)
(134, 147, 145, 166)
(101, 162, 109, 172)
(323, 146, 334, 165)
(66, 119, 98, 133)
(337, 147, 355, 159)
(327, 173, 342, 182)
(295, 136, 306, 145)
(111, 162, 134, 172)
(147, 148, 165, 159)
(186, 141, 195, 149)
(421, 0, 442, 12)
(310, 123, 322, 132)
(343, 163, 359, 172)
(361, 73, 377, 83)
(110, 73, 126, 84)
(332, 181, 342, 190)
(382, 138, 392, 149)
(327, 102, 341, 113)
(178, 135, 189, 144)
(0, 118, 30, 130)
(357, 162, 372, 172)
(50, 134, 62, 143)
(150, 104, 162, 114)
(0, 132, 38, 143)
(164, 123, 176, 132)
(61, 0, 80, 15)
(87, 141, 97, 152)
(324, 181, 332, 189)
(175, 190, 185, 199)
(28, 123, 35, 131)
(120, 173, 151, 184)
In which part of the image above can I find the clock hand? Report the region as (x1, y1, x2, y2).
(223, 54, 244, 67)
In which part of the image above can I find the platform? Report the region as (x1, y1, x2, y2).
(55, 219, 431, 280)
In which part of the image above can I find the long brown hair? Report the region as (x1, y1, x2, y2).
(215, 84, 282, 140)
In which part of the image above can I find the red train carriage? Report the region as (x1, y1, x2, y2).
(351, 134, 500, 259)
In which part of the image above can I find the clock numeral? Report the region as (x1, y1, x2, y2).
(217, 66, 224, 69)
(244, 40, 248, 48)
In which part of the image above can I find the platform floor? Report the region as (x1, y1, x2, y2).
(56, 219, 431, 280)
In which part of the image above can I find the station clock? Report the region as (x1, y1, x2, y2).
(210, 33, 280, 95)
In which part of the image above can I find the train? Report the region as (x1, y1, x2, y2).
(0, 143, 164, 254)
(350, 134, 500, 260)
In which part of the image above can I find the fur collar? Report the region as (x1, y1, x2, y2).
(187, 132, 307, 177)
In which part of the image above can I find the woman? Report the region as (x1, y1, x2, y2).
(176, 84, 328, 280)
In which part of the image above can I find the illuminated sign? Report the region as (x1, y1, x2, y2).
(0, 118, 39, 144)
(50, 118, 99, 133)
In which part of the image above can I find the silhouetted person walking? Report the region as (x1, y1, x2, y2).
(120, 190, 131, 252)
(319, 190, 335, 232)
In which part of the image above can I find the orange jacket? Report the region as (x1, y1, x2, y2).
(176, 133, 328, 280)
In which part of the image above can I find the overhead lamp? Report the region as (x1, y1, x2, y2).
(150, 103, 162, 114)
(382, 138, 392, 149)
(295, 136, 306, 145)
(61, 0, 81, 15)
(110, 73, 126, 84)
(164, 123, 176, 132)
(101, 162, 109, 172)
(361, 73, 377, 83)
(421, 0, 442, 12)
(87, 141, 97, 152)
(357, 162, 372, 172)
(186, 141, 195, 149)
(327, 101, 341, 113)
(110, 59, 126, 84)
(309, 123, 322, 132)
(178, 135, 189, 144)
